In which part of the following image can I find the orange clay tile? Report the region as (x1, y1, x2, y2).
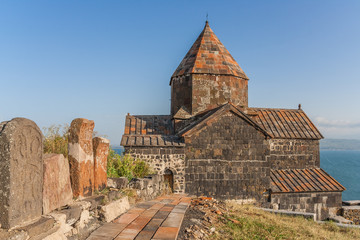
(171, 21, 248, 80)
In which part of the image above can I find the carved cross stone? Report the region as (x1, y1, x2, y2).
(68, 118, 95, 197)
(93, 137, 110, 191)
(0, 118, 43, 229)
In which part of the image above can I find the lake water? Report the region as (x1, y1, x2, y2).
(320, 150, 360, 201)
(114, 148, 359, 201)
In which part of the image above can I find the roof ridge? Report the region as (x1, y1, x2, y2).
(249, 107, 301, 111)
(131, 114, 171, 117)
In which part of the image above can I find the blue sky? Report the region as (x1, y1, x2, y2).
(1, 1, 360, 144)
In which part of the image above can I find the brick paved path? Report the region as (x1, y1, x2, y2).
(87, 194, 191, 240)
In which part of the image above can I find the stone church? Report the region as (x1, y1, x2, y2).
(121, 21, 345, 219)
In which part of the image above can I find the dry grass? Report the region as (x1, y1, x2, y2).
(209, 202, 360, 240)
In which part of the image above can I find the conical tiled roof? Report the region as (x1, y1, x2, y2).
(172, 21, 248, 80)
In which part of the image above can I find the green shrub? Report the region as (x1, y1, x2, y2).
(43, 124, 69, 157)
(107, 148, 154, 180)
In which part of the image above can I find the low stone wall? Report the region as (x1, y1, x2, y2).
(108, 177, 129, 189)
(128, 175, 171, 200)
(124, 147, 186, 193)
(0, 192, 130, 240)
(270, 192, 342, 220)
(342, 206, 360, 225)
(108, 175, 171, 201)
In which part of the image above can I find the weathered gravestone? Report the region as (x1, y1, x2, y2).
(0, 118, 43, 229)
(68, 118, 95, 197)
(93, 137, 110, 191)
(43, 153, 73, 214)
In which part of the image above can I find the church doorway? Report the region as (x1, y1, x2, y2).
(164, 169, 174, 192)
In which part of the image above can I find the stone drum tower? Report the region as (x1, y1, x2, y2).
(170, 21, 249, 118)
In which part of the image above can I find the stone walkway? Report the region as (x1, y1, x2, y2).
(87, 194, 191, 240)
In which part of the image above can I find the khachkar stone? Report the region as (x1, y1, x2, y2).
(93, 137, 110, 191)
(43, 153, 73, 214)
(0, 118, 43, 229)
(68, 118, 95, 197)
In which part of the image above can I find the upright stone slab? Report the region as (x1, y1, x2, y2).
(93, 137, 110, 191)
(0, 118, 43, 229)
(43, 154, 73, 214)
(68, 118, 95, 197)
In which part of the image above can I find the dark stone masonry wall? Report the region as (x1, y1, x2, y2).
(124, 147, 185, 193)
(270, 192, 342, 220)
(184, 111, 270, 201)
(191, 74, 248, 116)
(171, 75, 192, 116)
(269, 139, 320, 170)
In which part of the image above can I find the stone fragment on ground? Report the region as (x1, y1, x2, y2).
(100, 197, 131, 222)
(0, 118, 43, 229)
(43, 153, 73, 214)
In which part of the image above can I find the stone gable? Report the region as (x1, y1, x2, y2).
(184, 111, 270, 200)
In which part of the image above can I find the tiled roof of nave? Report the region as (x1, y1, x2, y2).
(124, 115, 173, 135)
(121, 114, 184, 147)
(247, 108, 323, 140)
(270, 168, 345, 193)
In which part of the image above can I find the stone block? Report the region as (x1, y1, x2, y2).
(0, 229, 29, 240)
(48, 212, 73, 237)
(100, 197, 130, 222)
(107, 177, 129, 189)
(18, 217, 55, 239)
(0, 118, 43, 229)
(93, 137, 110, 191)
(343, 200, 360, 206)
(83, 195, 106, 211)
(43, 154, 73, 214)
(58, 204, 82, 225)
(68, 118, 95, 197)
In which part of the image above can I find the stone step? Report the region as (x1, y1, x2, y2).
(343, 200, 360, 206)
(259, 208, 316, 220)
(328, 215, 353, 224)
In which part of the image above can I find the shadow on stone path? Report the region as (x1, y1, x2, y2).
(87, 194, 191, 240)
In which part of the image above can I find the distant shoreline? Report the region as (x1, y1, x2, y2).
(321, 149, 360, 151)
(320, 139, 360, 151)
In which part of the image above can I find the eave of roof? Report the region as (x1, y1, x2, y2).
(121, 134, 185, 147)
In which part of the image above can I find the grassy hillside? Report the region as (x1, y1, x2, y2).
(180, 198, 360, 240)
(210, 203, 360, 240)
